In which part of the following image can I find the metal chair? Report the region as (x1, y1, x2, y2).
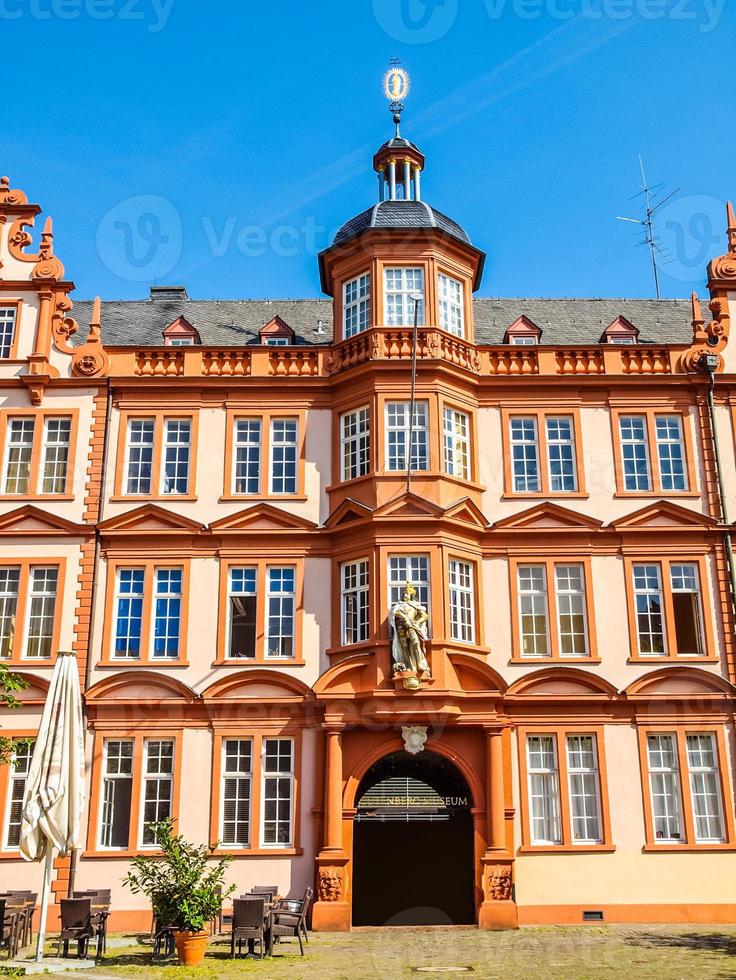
(56, 898, 101, 959)
(275, 885, 312, 945)
(230, 897, 266, 959)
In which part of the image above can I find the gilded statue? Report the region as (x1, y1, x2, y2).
(390, 582, 430, 691)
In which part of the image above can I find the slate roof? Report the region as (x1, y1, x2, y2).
(72, 294, 695, 348)
(333, 200, 472, 248)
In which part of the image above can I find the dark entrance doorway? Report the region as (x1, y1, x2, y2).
(352, 750, 475, 926)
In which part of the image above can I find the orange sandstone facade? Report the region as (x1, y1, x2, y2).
(1, 139, 736, 929)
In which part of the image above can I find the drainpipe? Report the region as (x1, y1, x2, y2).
(700, 352, 736, 619)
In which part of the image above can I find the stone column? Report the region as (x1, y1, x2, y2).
(479, 726, 518, 930)
(312, 723, 351, 932)
(324, 727, 344, 851)
(487, 727, 506, 851)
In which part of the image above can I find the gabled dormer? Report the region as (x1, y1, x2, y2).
(259, 315, 295, 346)
(601, 315, 639, 345)
(504, 315, 542, 346)
(162, 315, 200, 347)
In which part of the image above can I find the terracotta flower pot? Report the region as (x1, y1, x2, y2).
(173, 930, 209, 966)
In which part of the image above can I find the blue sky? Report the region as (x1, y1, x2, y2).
(4, 0, 734, 302)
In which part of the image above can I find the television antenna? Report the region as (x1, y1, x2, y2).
(616, 157, 679, 299)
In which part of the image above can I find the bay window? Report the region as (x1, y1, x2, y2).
(341, 560, 369, 645)
(343, 273, 371, 338)
(385, 401, 429, 472)
(443, 408, 470, 481)
(384, 267, 424, 327)
(341, 408, 370, 481)
(438, 273, 464, 337)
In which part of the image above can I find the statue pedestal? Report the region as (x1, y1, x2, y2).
(392, 669, 432, 692)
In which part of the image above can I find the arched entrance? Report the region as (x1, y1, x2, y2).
(352, 750, 475, 926)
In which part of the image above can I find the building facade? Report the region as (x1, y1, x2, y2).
(1, 129, 736, 929)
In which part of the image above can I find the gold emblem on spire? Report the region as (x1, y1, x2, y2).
(384, 63, 410, 104)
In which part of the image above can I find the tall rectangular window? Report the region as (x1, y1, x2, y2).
(386, 401, 429, 472)
(438, 273, 464, 337)
(527, 736, 561, 845)
(449, 559, 474, 643)
(228, 568, 257, 659)
(633, 564, 666, 656)
(518, 565, 549, 658)
(670, 563, 704, 657)
(140, 740, 174, 846)
(100, 739, 134, 849)
(25, 567, 58, 659)
(656, 416, 687, 492)
(3, 419, 34, 494)
(126, 419, 155, 495)
(341, 560, 369, 645)
(546, 416, 577, 492)
(620, 416, 651, 492)
(233, 419, 262, 495)
(113, 569, 145, 659)
(388, 556, 430, 613)
(261, 738, 294, 847)
(152, 569, 182, 660)
(266, 568, 295, 659)
(221, 739, 252, 847)
(0, 568, 19, 660)
(0, 307, 17, 359)
(269, 419, 298, 494)
(510, 417, 540, 493)
(686, 734, 724, 843)
(444, 408, 470, 481)
(555, 565, 588, 658)
(161, 419, 191, 495)
(3, 740, 33, 849)
(566, 735, 602, 843)
(40, 418, 71, 494)
(646, 734, 683, 842)
(341, 408, 370, 481)
(343, 273, 371, 338)
(384, 267, 425, 327)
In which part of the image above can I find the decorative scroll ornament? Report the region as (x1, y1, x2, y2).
(32, 217, 65, 281)
(51, 294, 79, 353)
(487, 866, 513, 902)
(401, 725, 428, 755)
(71, 297, 109, 378)
(317, 869, 343, 902)
(390, 582, 430, 691)
(0, 176, 28, 207)
(682, 291, 730, 372)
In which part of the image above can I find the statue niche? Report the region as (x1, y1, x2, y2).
(390, 582, 430, 691)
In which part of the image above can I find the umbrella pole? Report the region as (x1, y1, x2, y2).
(35, 845, 55, 962)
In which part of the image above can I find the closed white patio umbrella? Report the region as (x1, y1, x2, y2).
(19, 651, 85, 961)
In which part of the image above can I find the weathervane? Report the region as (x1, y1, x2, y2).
(384, 59, 410, 137)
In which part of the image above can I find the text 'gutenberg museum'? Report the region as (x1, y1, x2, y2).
(2, 98, 736, 929)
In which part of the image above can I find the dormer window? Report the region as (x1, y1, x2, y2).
(438, 274, 464, 338)
(259, 316, 295, 346)
(344, 273, 371, 338)
(601, 316, 639, 345)
(162, 316, 200, 347)
(504, 315, 542, 346)
(384, 268, 425, 327)
(0, 306, 18, 359)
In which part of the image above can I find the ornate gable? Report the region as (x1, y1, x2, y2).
(373, 493, 444, 520)
(493, 503, 603, 531)
(444, 498, 490, 528)
(209, 503, 316, 533)
(611, 501, 718, 531)
(324, 498, 374, 528)
(0, 505, 90, 537)
(98, 504, 205, 536)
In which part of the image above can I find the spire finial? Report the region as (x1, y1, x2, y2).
(727, 201, 736, 253)
(384, 60, 410, 138)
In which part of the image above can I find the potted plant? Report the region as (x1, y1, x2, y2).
(123, 819, 234, 966)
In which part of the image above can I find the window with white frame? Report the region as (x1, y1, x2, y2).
(233, 419, 262, 495)
(646, 734, 683, 842)
(686, 734, 725, 843)
(261, 738, 294, 847)
(161, 419, 191, 495)
(620, 416, 651, 492)
(385, 401, 429, 472)
(443, 408, 470, 481)
(125, 419, 155, 495)
(269, 419, 298, 494)
(517, 565, 550, 658)
(264, 337, 289, 346)
(438, 273, 464, 337)
(40, 418, 72, 494)
(0, 568, 19, 660)
(166, 337, 195, 347)
(2, 740, 33, 849)
(152, 569, 182, 659)
(555, 565, 588, 658)
(566, 735, 602, 843)
(509, 417, 540, 493)
(632, 564, 666, 656)
(221, 739, 252, 847)
(343, 273, 371, 338)
(140, 740, 174, 846)
(113, 569, 145, 659)
(99, 739, 134, 848)
(670, 564, 704, 656)
(266, 568, 295, 659)
(341, 560, 369, 645)
(384, 268, 425, 327)
(388, 555, 431, 612)
(510, 335, 537, 346)
(0, 307, 17, 359)
(341, 408, 370, 481)
(527, 735, 561, 845)
(449, 559, 475, 643)
(25, 567, 58, 659)
(3, 419, 34, 494)
(655, 415, 687, 492)
(228, 568, 257, 659)
(546, 416, 576, 493)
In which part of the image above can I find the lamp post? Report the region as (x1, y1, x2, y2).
(406, 292, 424, 493)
